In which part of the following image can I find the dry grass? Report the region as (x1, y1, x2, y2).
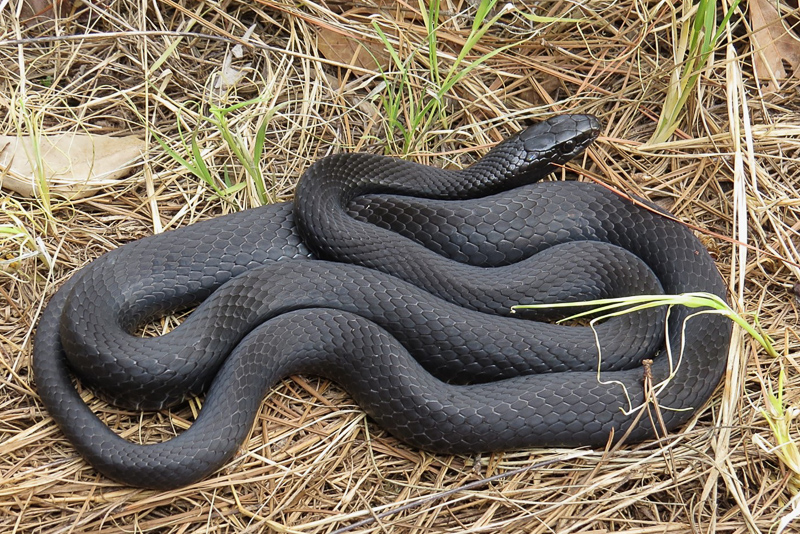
(1, 0, 799, 532)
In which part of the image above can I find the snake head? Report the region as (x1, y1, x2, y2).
(470, 114, 601, 192)
(519, 114, 601, 165)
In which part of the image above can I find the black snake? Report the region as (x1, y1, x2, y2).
(33, 115, 731, 490)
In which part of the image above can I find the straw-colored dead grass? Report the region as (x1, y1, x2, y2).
(1, 0, 799, 532)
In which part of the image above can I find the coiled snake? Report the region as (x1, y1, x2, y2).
(33, 115, 731, 490)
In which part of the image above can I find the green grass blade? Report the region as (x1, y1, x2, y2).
(512, 292, 777, 358)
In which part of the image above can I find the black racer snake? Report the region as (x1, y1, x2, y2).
(33, 115, 731, 489)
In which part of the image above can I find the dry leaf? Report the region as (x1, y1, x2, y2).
(316, 26, 392, 71)
(750, 0, 800, 91)
(20, 0, 55, 23)
(0, 133, 146, 199)
(215, 23, 256, 91)
(19, 0, 75, 31)
(315, 1, 404, 70)
(215, 51, 251, 90)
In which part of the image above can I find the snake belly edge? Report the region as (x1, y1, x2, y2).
(33, 115, 732, 489)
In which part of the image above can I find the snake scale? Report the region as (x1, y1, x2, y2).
(33, 115, 731, 490)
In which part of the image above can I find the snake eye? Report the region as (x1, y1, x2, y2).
(560, 139, 576, 154)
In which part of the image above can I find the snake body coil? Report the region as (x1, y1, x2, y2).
(33, 115, 731, 490)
